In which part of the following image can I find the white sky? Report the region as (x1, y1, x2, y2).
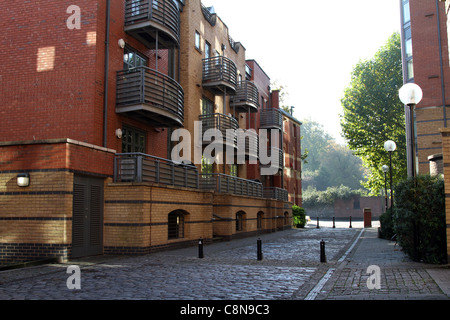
(201, 0, 401, 144)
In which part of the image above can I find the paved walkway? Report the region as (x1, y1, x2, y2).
(0, 220, 449, 301)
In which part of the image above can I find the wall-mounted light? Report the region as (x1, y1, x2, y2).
(118, 39, 125, 49)
(17, 173, 30, 187)
(115, 128, 123, 139)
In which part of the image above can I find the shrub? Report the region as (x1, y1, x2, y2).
(292, 205, 306, 228)
(392, 175, 446, 264)
(379, 209, 394, 240)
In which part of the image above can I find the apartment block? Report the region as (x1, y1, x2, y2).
(404, 0, 450, 262)
(400, 0, 450, 174)
(0, 0, 301, 264)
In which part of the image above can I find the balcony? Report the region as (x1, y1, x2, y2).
(263, 187, 288, 202)
(237, 129, 259, 160)
(199, 113, 239, 148)
(124, 0, 180, 48)
(260, 147, 283, 170)
(201, 173, 263, 198)
(230, 81, 259, 113)
(114, 153, 199, 189)
(116, 66, 184, 127)
(202, 56, 237, 95)
(260, 108, 283, 130)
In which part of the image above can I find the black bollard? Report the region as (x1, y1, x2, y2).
(349, 216, 352, 228)
(333, 217, 336, 228)
(316, 217, 320, 229)
(198, 238, 204, 259)
(320, 240, 326, 263)
(257, 238, 263, 261)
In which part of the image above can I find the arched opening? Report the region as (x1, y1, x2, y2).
(257, 211, 264, 230)
(168, 210, 189, 240)
(236, 211, 246, 232)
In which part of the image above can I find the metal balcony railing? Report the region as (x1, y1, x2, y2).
(201, 173, 263, 198)
(237, 129, 259, 160)
(202, 56, 237, 95)
(199, 113, 239, 147)
(231, 81, 259, 113)
(263, 187, 289, 202)
(260, 147, 283, 170)
(116, 66, 184, 127)
(124, 0, 180, 47)
(260, 108, 283, 129)
(114, 153, 199, 189)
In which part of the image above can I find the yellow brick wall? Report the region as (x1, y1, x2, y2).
(0, 171, 73, 244)
(416, 106, 450, 173)
(439, 128, 450, 261)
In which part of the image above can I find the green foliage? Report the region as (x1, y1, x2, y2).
(292, 205, 306, 228)
(379, 210, 394, 240)
(340, 32, 407, 195)
(391, 175, 446, 264)
(301, 119, 367, 192)
(303, 185, 367, 208)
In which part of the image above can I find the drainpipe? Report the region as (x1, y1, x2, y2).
(103, 0, 111, 148)
(436, 0, 447, 127)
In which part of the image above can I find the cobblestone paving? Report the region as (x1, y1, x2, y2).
(0, 221, 448, 301)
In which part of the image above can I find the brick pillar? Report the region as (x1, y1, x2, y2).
(439, 128, 450, 263)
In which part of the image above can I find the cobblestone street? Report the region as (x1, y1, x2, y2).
(1, 221, 449, 303)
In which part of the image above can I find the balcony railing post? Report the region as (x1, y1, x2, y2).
(155, 159, 160, 184)
(171, 162, 175, 185)
(148, 0, 152, 19)
(136, 155, 143, 183)
(140, 67, 146, 104)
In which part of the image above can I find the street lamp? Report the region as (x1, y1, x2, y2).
(399, 83, 423, 177)
(384, 140, 396, 211)
(382, 165, 389, 212)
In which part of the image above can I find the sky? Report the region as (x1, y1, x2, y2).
(201, 0, 401, 144)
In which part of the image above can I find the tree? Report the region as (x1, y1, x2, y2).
(301, 119, 366, 191)
(340, 32, 406, 195)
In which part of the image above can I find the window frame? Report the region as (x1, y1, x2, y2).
(122, 125, 147, 153)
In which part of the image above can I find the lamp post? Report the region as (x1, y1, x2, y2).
(382, 165, 389, 212)
(399, 83, 423, 177)
(384, 140, 397, 211)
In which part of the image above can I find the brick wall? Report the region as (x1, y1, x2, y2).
(0, 140, 115, 264)
(439, 128, 450, 262)
(409, 0, 450, 174)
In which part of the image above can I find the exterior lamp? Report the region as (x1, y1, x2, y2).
(382, 165, 389, 212)
(399, 83, 423, 177)
(17, 173, 30, 187)
(384, 140, 397, 212)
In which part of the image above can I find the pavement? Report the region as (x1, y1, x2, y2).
(0, 219, 449, 304)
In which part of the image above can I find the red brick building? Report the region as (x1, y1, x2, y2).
(0, 0, 300, 264)
(400, 0, 450, 174)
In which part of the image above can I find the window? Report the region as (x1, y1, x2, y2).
(230, 164, 238, 177)
(402, 0, 413, 81)
(201, 156, 213, 174)
(123, 46, 148, 70)
(195, 31, 201, 50)
(131, 0, 141, 16)
(403, 0, 410, 24)
(257, 212, 264, 230)
(205, 41, 211, 59)
(202, 97, 214, 115)
(236, 212, 245, 232)
(168, 210, 185, 239)
(122, 126, 146, 153)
